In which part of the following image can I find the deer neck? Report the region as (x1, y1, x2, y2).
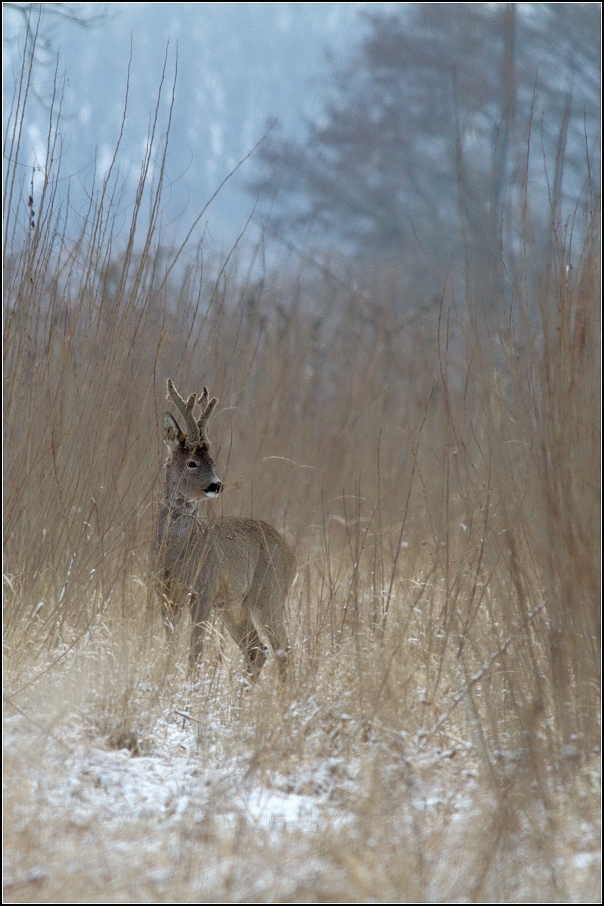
(162, 468, 199, 520)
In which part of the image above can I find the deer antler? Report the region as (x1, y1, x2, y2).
(196, 386, 218, 443)
(166, 379, 201, 447)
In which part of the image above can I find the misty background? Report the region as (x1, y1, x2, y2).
(3, 2, 601, 297)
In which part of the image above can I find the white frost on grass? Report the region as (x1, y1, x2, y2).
(4, 703, 600, 902)
(239, 787, 326, 830)
(3, 711, 349, 842)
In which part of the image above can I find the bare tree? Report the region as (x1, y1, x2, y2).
(250, 3, 600, 281)
(4, 3, 109, 62)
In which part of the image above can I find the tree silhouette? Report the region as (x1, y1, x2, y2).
(250, 3, 600, 279)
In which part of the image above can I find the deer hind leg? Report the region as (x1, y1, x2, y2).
(222, 611, 268, 682)
(246, 575, 290, 682)
(261, 606, 290, 683)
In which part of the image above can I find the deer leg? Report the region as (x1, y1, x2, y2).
(156, 571, 179, 640)
(261, 616, 290, 683)
(161, 597, 174, 639)
(247, 572, 291, 682)
(189, 591, 213, 668)
(222, 613, 267, 682)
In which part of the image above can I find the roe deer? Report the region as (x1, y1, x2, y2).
(155, 379, 295, 680)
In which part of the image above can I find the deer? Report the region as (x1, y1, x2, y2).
(155, 379, 295, 681)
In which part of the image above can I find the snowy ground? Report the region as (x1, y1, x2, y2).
(3, 679, 600, 903)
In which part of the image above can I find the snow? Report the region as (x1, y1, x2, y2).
(3, 692, 601, 902)
(4, 708, 352, 835)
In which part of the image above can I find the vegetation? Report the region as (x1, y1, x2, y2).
(251, 3, 600, 294)
(3, 13, 600, 904)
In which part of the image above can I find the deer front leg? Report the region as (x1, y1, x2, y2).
(161, 596, 177, 640)
(157, 574, 180, 640)
(189, 590, 213, 668)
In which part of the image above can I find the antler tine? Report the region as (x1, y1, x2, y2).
(197, 385, 218, 443)
(166, 379, 201, 447)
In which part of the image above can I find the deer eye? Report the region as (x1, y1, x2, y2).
(187, 460, 198, 469)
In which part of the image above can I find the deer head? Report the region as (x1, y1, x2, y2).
(162, 379, 222, 502)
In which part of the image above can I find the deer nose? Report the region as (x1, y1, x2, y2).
(205, 480, 222, 497)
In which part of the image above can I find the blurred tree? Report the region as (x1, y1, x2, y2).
(250, 3, 600, 282)
(3, 2, 110, 113)
(4, 3, 109, 65)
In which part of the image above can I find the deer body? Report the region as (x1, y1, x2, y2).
(155, 380, 295, 679)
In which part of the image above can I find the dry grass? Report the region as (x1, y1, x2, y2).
(3, 36, 601, 904)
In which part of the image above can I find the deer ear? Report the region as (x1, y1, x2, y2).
(162, 412, 184, 448)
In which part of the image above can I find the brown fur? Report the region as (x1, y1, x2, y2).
(155, 380, 295, 679)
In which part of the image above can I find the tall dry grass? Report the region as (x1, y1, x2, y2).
(3, 29, 600, 903)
